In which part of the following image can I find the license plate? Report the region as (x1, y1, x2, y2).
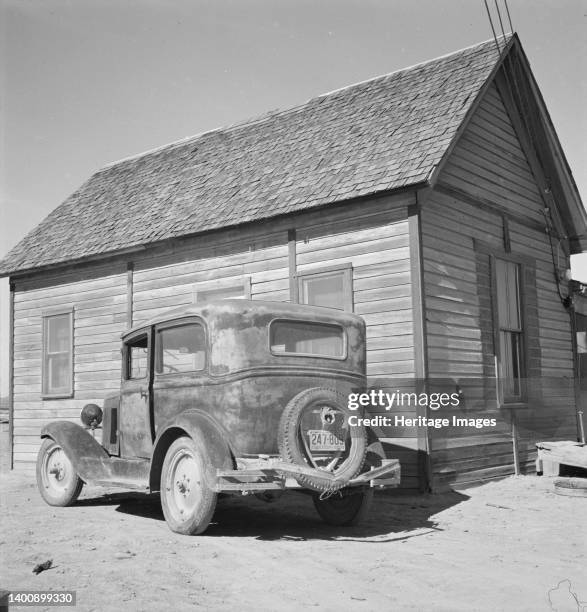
(308, 430, 345, 452)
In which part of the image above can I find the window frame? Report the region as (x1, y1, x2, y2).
(490, 253, 529, 407)
(193, 277, 251, 303)
(154, 318, 208, 376)
(41, 307, 74, 399)
(296, 263, 353, 312)
(268, 318, 347, 361)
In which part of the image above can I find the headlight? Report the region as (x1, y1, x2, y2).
(80, 404, 103, 429)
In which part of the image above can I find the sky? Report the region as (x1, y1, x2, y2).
(0, 0, 586, 396)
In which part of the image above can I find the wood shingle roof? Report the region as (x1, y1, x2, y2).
(0, 36, 512, 276)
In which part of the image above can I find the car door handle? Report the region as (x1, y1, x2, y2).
(140, 388, 148, 400)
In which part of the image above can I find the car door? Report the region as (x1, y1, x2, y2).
(119, 329, 154, 459)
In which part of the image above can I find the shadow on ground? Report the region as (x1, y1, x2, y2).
(76, 488, 470, 541)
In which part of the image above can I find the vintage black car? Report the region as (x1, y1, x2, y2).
(36, 300, 400, 534)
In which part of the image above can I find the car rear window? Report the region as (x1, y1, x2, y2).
(270, 320, 345, 358)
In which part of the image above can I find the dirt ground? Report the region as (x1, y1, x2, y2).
(0, 470, 585, 612)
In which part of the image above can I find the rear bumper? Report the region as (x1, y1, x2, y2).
(214, 458, 400, 493)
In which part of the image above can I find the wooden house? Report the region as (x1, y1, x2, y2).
(1, 34, 585, 491)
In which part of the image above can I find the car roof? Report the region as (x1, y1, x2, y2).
(121, 299, 364, 339)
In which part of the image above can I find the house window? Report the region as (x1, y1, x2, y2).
(494, 258, 525, 403)
(194, 277, 252, 303)
(297, 264, 353, 312)
(42, 310, 73, 397)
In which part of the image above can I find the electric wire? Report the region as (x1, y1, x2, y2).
(483, 0, 569, 306)
(504, 0, 514, 32)
(494, 0, 507, 39)
(483, 0, 501, 51)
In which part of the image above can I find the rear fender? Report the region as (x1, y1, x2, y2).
(149, 410, 235, 492)
(41, 421, 110, 482)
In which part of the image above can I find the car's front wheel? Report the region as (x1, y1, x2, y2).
(36, 438, 83, 507)
(312, 488, 373, 526)
(160, 435, 217, 535)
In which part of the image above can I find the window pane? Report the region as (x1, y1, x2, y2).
(500, 330, 522, 399)
(128, 336, 148, 379)
(158, 324, 206, 373)
(301, 274, 344, 310)
(48, 354, 70, 392)
(47, 314, 71, 353)
(270, 321, 344, 357)
(495, 259, 521, 330)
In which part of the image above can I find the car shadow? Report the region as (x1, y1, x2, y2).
(205, 490, 470, 541)
(81, 488, 470, 541)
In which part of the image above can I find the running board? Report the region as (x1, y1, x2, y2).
(78, 456, 150, 489)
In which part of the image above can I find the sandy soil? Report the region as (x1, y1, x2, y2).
(0, 470, 585, 612)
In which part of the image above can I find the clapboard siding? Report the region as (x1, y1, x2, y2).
(297, 204, 414, 378)
(132, 229, 290, 326)
(12, 265, 127, 464)
(423, 80, 576, 488)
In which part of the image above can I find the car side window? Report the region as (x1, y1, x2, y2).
(127, 334, 148, 379)
(156, 323, 206, 374)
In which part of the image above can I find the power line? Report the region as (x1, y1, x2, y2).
(504, 0, 514, 32)
(494, 0, 507, 39)
(483, 0, 502, 51)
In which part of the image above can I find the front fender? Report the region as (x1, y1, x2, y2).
(149, 410, 235, 492)
(41, 421, 110, 482)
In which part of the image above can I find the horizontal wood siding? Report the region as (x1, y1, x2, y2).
(132, 230, 290, 325)
(296, 195, 419, 489)
(424, 80, 576, 487)
(12, 264, 127, 465)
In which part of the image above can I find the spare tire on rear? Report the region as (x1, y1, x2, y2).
(278, 387, 367, 492)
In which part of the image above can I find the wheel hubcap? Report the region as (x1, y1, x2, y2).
(168, 450, 201, 519)
(43, 447, 72, 492)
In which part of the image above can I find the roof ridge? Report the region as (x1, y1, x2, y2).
(316, 34, 512, 98)
(100, 34, 512, 172)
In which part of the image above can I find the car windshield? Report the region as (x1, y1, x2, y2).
(269, 320, 345, 358)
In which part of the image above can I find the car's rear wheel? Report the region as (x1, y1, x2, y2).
(36, 438, 83, 507)
(160, 436, 217, 535)
(313, 488, 374, 526)
(278, 387, 367, 492)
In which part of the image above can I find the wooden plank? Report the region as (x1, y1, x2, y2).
(297, 240, 410, 267)
(288, 228, 297, 303)
(8, 281, 15, 469)
(297, 220, 408, 252)
(354, 284, 411, 304)
(127, 262, 134, 327)
(409, 199, 431, 490)
(353, 259, 411, 279)
(355, 297, 412, 315)
(353, 271, 411, 291)
(14, 275, 127, 304)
